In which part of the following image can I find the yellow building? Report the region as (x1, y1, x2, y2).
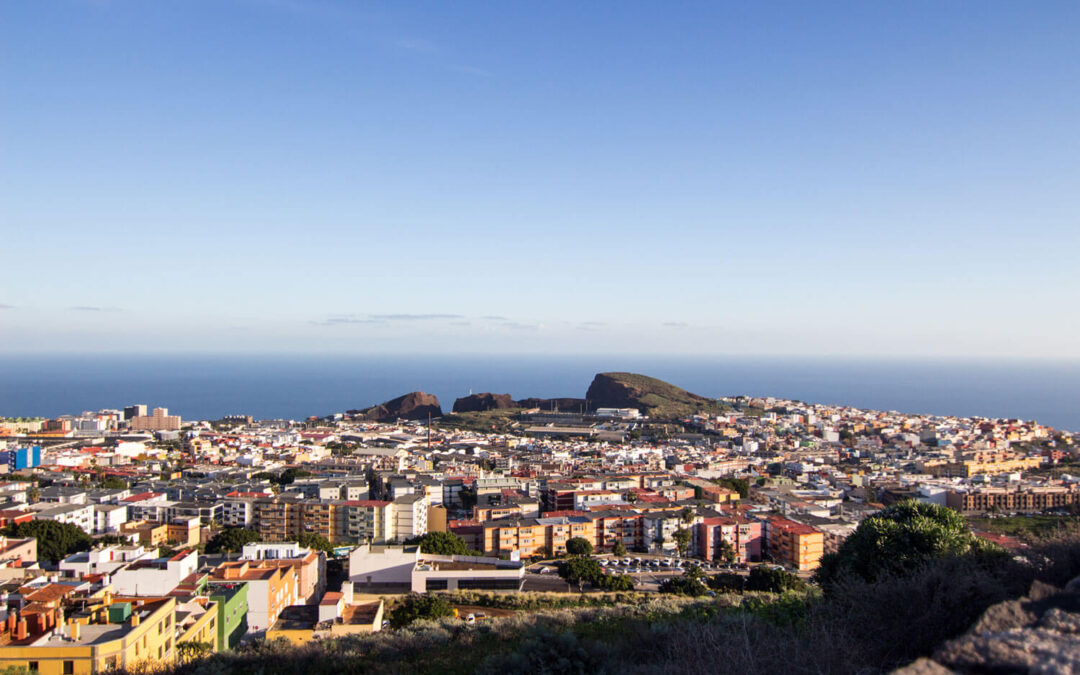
(175, 598, 219, 655)
(427, 505, 448, 533)
(925, 452, 1042, 478)
(0, 595, 177, 675)
(120, 521, 169, 547)
(481, 515, 597, 558)
(766, 517, 824, 572)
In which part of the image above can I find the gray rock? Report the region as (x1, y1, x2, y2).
(1041, 607, 1080, 634)
(969, 598, 1036, 634)
(936, 626, 1080, 673)
(891, 657, 954, 675)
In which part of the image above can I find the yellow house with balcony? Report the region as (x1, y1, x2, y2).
(0, 595, 177, 675)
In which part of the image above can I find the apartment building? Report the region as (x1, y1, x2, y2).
(765, 517, 824, 571)
(30, 503, 95, 534)
(209, 561, 298, 633)
(111, 550, 199, 596)
(240, 543, 325, 604)
(481, 514, 596, 558)
(207, 582, 249, 650)
(130, 408, 182, 432)
(391, 494, 428, 542)
(342, 500, 394, 544)
(696, 516, 762, 562)
(924, 452, 1042, 478)
(946, 484, 1080, 514)
(0, 594, 178, 674)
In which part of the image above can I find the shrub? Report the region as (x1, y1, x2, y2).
(707, 573, 745, 593)
(746, 566, 805, 593)
(206, 527, 260, 554)
(815, 500, 998, 587)
(388, 593, 454, 629)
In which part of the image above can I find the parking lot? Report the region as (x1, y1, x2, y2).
(524, 555, 751, 592)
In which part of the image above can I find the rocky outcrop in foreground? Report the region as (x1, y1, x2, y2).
(350, 392, 442, 422)
(452, 393, 515, 413)
(895, 576, 1080, 674)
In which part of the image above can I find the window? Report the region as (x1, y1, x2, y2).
(27, 663, 38, 672)
(63, 661, 75, 675)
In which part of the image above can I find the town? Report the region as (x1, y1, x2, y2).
(0, 372, 1076, 673)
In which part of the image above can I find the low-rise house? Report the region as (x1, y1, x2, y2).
(348, 544, 524, 593)
(111, 550, 199, 596)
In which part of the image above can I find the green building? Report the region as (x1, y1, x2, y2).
(208, 581, 249, 650)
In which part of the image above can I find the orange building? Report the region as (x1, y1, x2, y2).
(209, 561, 297, 633)
(765, 517, 824, 571)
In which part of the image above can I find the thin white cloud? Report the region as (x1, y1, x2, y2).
(370, 313, 464, 321)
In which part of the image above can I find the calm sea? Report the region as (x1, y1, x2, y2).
(1, 355, 1078, 432)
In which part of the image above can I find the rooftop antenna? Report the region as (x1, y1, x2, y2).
(427, 412, 432, 451)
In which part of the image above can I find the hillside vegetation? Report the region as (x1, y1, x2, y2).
(586, 372, 726, 418)
(155, 507, 1080, 675)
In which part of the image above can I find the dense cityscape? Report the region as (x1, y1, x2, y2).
(0, 372, 1075, 672)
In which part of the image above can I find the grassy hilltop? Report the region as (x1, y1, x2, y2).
(586, 372, 727, 418)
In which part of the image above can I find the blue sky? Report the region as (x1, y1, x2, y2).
(2, 1, 1078, 356)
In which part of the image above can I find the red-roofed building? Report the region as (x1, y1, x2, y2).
(764, 517, 824, 571)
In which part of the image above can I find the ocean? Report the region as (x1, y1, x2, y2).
(1, 354, 1078, 431)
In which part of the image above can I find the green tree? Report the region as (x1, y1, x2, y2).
(673, 528, 692, 557)
(389, 593, 454, 628)
(707, 572, 746, 593)
(206, 527, 260, 554)
(712, 477, 750, 500)
(746, 566, 805, 593)
(95, 534, 129, 546)
(565, 536, 593, 557)
(659, 570, 707, 596)
(814, 500, 1000, 587)
(295, 532, 334, 554)
(276, 468, 311, 486)
(680, 507, 695, 525)
(557, 556, 603, 590)
(99, 477, 128, 490)
(7, 520, 92, 564)
(176, 641, 213, 663)
(405, 531, 471, 556)
(612, 540, 627, 557)
(598, 572, 634, 591)
(714, 540, 737, 563)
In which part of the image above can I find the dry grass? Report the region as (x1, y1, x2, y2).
(140, 527, 1080, 675)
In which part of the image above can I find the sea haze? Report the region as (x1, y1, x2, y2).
(1, 355, 1078, 432)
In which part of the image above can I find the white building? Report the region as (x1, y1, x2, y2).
(59, 544, 156, 578)
(391, 494, 428, 542)
(31, 503, 95, 534)
(111, 549, 199, 596)
(348, 544, 524, 593)
(94, 503, 128, 534)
